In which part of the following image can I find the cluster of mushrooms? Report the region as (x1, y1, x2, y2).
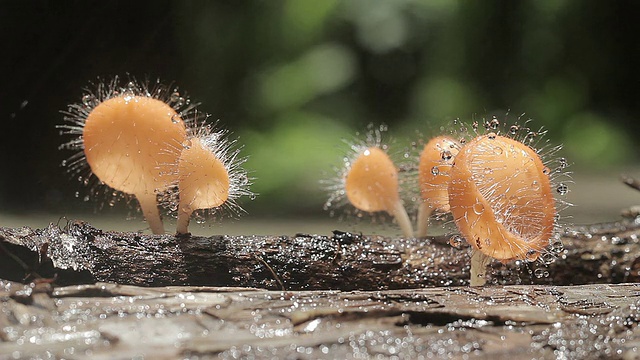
(332, 121, 566, 285)
(59, 78, 251, 236)
(59, 77, 567, 286)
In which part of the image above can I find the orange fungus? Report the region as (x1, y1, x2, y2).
(176, 136, 231, 235)
(83, 95, 187, 234)
(416, 136, 460, 236)
(448, 133, 556, 262)
(345, 146, 413, 238)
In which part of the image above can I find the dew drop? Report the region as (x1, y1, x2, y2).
(170, 92, 181, 103)
(81, 94, 94, 107)
(431, 166, 439, 176)
(531, 181, 540, 191)
(542, 167, 551, 175)
(487, 132, 497, 140)
(472, 202, 485, 215)
(559, 157, 568, 169)
(556, 183, 568, 195)
(539, 252, 556, 265)
(509, 125, 519, 135)
(534, 268, 545, 278)
(449, 235, 464, 249)
(493, 146, 503, 155)
(83, 195, 90, 202)
(61, 160, 67, 166)
(74, 191, 80, 198)
(525, 250, 539, 262)
(441, 150, 453, 161)
(459, 137, 467, 144)
(250, 194, 257, 201)
(489, 118, 499, 130)
(171, 114, 180, 124)
(551, 240, 564, 253)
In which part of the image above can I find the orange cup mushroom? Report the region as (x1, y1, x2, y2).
(176, 137, 229, 235)
(82, 94, 187, 234)
(345, 146, 413, 238)
(174, 131, 251, 235)
(416, 136, 460, 237)
(448, 133, 556, 285)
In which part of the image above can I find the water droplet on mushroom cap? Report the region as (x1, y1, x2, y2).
(345, 147, 399, 213)
(448, 134, 556, 261)
(82, 95, 187, 195)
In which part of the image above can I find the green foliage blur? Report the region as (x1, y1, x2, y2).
(172, 1, 639, 215)
(1, 0, 639, 217)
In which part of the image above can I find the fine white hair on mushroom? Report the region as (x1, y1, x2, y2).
(323, 123, 413, 238)
(160, 120, 254, 234)
(57, 76, 202, 234)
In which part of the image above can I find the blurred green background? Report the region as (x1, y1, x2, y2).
(1, 0, 639, 233)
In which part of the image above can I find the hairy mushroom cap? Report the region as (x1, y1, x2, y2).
(80, 92, 188, 234)
(415, 136, 461, 237)
(178, 137, 230, 211)
(345, 147, 400, 213)
(448, 133, 556, 262)
(83, 95, 187, 195)
(174, 129, 252, 235)
(344, 146, 413, 238)
(418, 136, 460, 212)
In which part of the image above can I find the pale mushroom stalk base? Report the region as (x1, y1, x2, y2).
(391, 201, 414, 239)
(415, 202, 434, 238)
(469, 250, 491, 286)
(138, 192, 165, 235)
(176, 204, 194, 235)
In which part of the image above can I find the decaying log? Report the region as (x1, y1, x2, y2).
(1, 217, 640, 290)
(0, 280, 639, 359)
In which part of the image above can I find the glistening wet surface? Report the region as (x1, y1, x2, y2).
(1, 281, 639, 359)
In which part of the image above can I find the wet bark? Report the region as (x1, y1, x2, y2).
(1, 280, 639, 359)
(1, 215, 640, 358)
(0, 217, 639, 290)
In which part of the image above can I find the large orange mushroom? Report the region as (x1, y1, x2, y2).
(448, 133, 556, 285)
(60, 79, 190, 234)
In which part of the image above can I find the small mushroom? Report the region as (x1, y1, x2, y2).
(345, 146, 413, 238)
(448, 133, 556, 286)
(416, 136, 460, 237)
(174, 129, 252, 235)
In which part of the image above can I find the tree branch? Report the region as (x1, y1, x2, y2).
(1, 217, 639, 290)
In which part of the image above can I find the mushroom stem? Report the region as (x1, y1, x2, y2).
(415, 202, 434, 238)
(138, 192, 164, 235)
(176, 204, 193, 235)
(391, 200, 414, 239)
(469, 250, 491, 286)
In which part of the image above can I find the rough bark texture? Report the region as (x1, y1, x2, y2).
(1, 218, 640, 358)
(1, 280, 639, 359)
(1, 218, 640, 290)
